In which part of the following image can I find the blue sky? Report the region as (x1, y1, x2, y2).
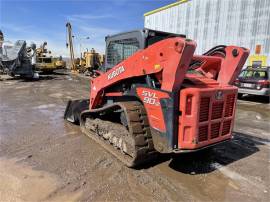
(1, 0, 175, 57)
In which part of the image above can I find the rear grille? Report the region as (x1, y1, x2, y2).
(199, 97, 210, 122)
(225, 94, 235, 117)
(197, 93, 236, 143)
(211, 102, 224, 119)
(198, 125, 208, 142)
(222, 120, 231, 136)
(211, 122, 221, 139)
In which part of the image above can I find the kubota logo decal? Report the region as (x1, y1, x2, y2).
(215, 90, 223, 100)
(141, 90, 160, 106)
(107, 66, 125, 80)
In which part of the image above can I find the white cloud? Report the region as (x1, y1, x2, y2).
(2, 11, 122, 58)
(1, 23, 35, 34)
(68, 14, 112, 21)
(70, 25, 119, 55)
(65, 14, 121, 55)
(1, 22, 69, 57)
(78, 26, 118, 38)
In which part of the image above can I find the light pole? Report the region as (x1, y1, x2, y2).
(74, 36, 90, 58)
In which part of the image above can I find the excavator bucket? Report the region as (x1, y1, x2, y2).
(64, 99, 89, 124)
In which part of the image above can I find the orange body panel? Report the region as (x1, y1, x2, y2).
(178, 84, 237, 149)
(88, 36, 249, 152)
(90, 37, 196, 109)
(136, 87, 170, 132)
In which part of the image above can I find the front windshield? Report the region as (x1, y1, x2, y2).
(239, 70, 268, 80)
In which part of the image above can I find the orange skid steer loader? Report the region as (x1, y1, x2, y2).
(64, 29, 249, 167)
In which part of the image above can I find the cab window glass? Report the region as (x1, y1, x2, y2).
(107, 38, 139, 66)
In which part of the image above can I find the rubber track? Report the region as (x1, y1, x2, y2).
(80, 101, 157, 167)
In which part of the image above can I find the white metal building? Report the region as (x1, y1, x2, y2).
(144, 0, 270, 63)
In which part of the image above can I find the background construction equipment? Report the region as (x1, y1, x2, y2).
(65, 22, 104, 75)
(1, 39, 38, 79)
(35, 41, 66, 73)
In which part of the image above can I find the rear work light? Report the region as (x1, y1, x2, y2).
(234, 79, 240, 86)
(186, 95, 193, 115)
(257, 80, 270, 88)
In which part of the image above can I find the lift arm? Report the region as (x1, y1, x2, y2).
(89, 37, 196, 109)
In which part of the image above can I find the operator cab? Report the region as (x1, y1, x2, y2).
(104, 29, 185, 70)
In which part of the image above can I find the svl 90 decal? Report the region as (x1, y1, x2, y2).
(141, 90, 160, 106)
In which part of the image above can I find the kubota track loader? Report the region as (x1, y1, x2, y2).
(64, 29, 249, 167)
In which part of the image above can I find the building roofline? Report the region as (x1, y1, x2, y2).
(144, 0, 189, 17)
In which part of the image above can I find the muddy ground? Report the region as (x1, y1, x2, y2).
(0, 72, 269, 202)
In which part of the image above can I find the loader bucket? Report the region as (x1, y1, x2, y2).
(64, 99, 90, 124)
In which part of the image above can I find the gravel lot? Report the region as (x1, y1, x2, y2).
(0, 72, 269, 202)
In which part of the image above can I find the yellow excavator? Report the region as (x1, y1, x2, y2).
(35, 42, 66, 73)
(66, 22, 104, 75)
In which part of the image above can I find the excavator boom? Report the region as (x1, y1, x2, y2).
(66, 22, 76, 72)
